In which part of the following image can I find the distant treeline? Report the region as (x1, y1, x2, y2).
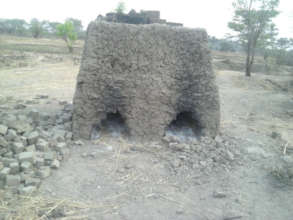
(0, 18, 86, 39)
(209, 36, 293, 67)
(1, 17, 292, 67)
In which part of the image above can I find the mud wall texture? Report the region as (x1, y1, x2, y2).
(72, 21, 220, 141)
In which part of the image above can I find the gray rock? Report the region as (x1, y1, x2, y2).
(18, 152, 35, 163)
(36, 138, 49, 151)
(18, 186, 37, 195)
(5, 129, 18, 141)
(52, 129, 66, 142)
(35, 157, 45, 168)
(51, 159, 60, 169)
(0, 167, 10, 180)
(65, 131, 73, 140)
(27, 131, 39, 145)
(8, 120, 32, 134)
(0, 136, 8, 147)
(74, 140, 84, 146)
(0, 162, 3, 170)
(72, 22, 220, 141)
(55, 142, 66, 152)
(246, 146, 271, 159)
(1, 158, 17, 166)
(12, 142, 25, 154)
(28, 109, 40, 124)
(213, 191, 226, 198)
(9, 162, 19, 174)
(0, 124, 8, 135)
(14, 104, 26, 110)
(6, 175, 21, 187)
(44, 152, 55, 165)
(20, 161, 32, 171)
(25, 177, 41, 187)
(26, 145, 36, 152)
(36, 166, 51, 179)
(20, 136, 27, 146)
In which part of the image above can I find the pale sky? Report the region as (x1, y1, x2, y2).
(1, 0, 292, 38)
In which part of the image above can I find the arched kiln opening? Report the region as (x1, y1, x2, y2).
(165, 111, 202, 141)
(91, 111, 129, 139)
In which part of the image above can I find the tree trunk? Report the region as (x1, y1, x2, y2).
(245, 40, 252, 77)
(68, 45, 73, 53)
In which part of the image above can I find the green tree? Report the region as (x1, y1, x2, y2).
(228, 0, 279, 76)
(0, 19, 28, 36)
(115, 1, 126, 14)
(56, 21, 77, 53)
(66, 18, 85, 39)
(30, 18, 43, 38)
(273, 38, 293, 65)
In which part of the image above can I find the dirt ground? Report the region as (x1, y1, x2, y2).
(1, 37, 293, 220)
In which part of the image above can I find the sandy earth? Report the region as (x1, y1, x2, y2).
(1, 57, 293, 219)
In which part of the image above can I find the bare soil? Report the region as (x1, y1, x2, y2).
(1, 36, 293, 220)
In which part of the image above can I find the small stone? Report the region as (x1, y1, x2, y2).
(172, 159, 181, 168)
(18, 186, 36, 195)
(52, 129, 66, 142)
(36, 138, 49, 151)
(213, 191, 226, 198)
(18, 152, 35, 163)
(271, 131, 281, 139)
(74, 140, 84, 146)
(20, 161, 32, 171)
(6, 175, 21, 187)
(44, 152, 55, 165)
(226, 150, 234, 161)
(27, 131, 39, 145)
(0, 124, 8, 135)
(55, 142, 67, 152)
(35, 157, 45, 168)
(51, 159, 60, 169)
(35, 94, 49, 99)
(0, 167, 10, 180)
(25, 177, 41, 187)
(12, 142, 25, 154)
(36, 166, 51, 179)
(20, 136, 27, 146)
(28, 109, 40, 124)
(3, 151, 13, 158)
(8, 121, 32, 134)
(9, 162, 20, 174)
(65, 132, 73, 140)
(14, 104, 26, 109)
(5, 129, 17, 141)
(26, 145, 36, 152)
(2, 158, 17, 166)
(0, 136, 8, 147)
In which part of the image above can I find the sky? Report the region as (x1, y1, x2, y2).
(1, 0, 292, 38)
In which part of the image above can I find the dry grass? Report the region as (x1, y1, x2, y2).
(0, 190, 128, 220)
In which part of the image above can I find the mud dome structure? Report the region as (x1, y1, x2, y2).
(72, 21, 220, 140)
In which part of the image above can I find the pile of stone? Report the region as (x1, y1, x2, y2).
(0, 100, 75, 194)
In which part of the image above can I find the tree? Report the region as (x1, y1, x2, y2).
(115, 1, 126, 14)
(228, 0, 279, 76)
(273, 38, 293, 65)
(66, 18, 85, 39)
(56, 21, 77, 53)
(0, 19, 28, 36)
(30, 18, 43, 38)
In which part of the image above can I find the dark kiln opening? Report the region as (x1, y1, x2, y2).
(91, 111, 129, 139)
(165, 111, 202, 141)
